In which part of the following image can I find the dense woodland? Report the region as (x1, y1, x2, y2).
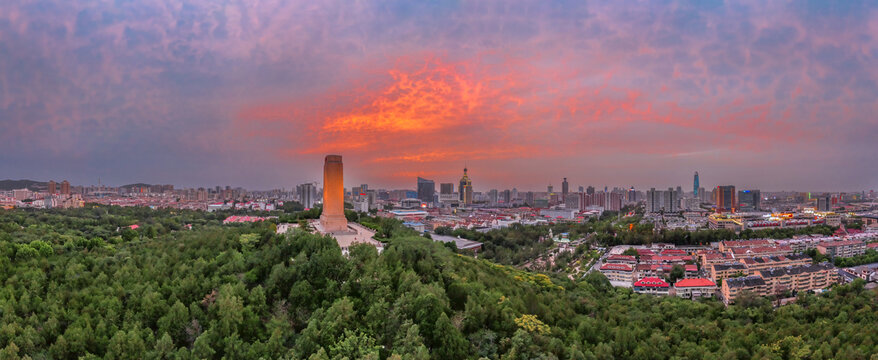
(0, 206, 877, 359)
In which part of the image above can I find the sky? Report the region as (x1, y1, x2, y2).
(1, 0, 877, 192)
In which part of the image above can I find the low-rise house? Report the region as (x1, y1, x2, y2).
(719, 239, 773, 253)
(636, 264, 673, 279)
(633, 277, 670, 296)
(674, 278, 717, 299)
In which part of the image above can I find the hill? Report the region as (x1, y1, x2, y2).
(0, 179, 46, 191)
(0, 206, 875, 359)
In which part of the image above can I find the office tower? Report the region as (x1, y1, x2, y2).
(320, 155, 348, 233)
(676, 186, 683, 198)
(693, 172, 700, 197)
(562, 178, 569, 198)
(459, 167, 473, 206)
(511, 188, 519, 201)
(417, 177, 435, 204)
(738, 190, 761, 211)
(48, 181, 56, 194)
(440, 183, 453, 194)
(714, 185, 736, 213)
(628, 187, 636, 203)
(586, 186, 595, 195)
(61, 180, 70, 195)
(502, 189, 511, 204)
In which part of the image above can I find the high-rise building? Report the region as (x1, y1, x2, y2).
(488, 189, 499, 204)
(547, 185, 554, 193)
(578, 186, 584, 193)
(586, 186, 595, 195)
(60, 180, 70, 195)
(459, 167, 473, 206)
(817, 194, 831, 211)
(502, 189, 511, 204)
(562, 178, 569, 198)
(646, 188, 678, 213)
(627, 187, 636, 203)
(48, 180, 57, 194)
(320, 155, 348, 233)
(297, 183, 318, 208)
(738, 190, 761, 211)
(693, 172, 700, 197)
(715, 185, 736, 213)
(417, 177, 435, 204)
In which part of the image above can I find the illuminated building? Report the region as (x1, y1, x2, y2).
(458, 167, 473, 206)
(693, 172, 699, 197)
(714, 185, 736, 213)
(319, 155, 348, 233)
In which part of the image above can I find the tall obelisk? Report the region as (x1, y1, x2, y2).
(320, 155, 348, 233)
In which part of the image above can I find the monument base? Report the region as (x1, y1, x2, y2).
(319, 214, 349, 234)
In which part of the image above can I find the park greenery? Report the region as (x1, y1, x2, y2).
(0, 206, 876, 359)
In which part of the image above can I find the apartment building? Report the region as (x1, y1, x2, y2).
(718, 239, 772, 253)
(722, 276, 768, 304)
(710, 263, 748, 282)
(674, 278, 717, 299)
(730, 245, 793, 259)
(816, 240, 866, 258)
(600, 263, 635, 283)
(755, 264, 837, 295)
(605, 254, 637, 265)
(633, 277, 670, 296)
(738, 254, 811, 272)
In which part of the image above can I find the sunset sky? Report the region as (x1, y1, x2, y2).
(2, 1, 877, 191)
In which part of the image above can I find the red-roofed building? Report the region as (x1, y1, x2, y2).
(660, 249, 687, 256)
(730, 245, 793, 259)
(868, 242, 878, 249)
(674, 278, 717, 299)
(633, 277, 670, 295)
(635, 264, 674, 279)
(636, 248, 656, 256)
(719, 239, 772, 252)
(640, 255, 694, 264)
(684, 264, 698, 277)
(128, 224, 140, 230)
(600, 263, 634, 284)
(606, 254, 637, 265)
(817, 240, 866, 258)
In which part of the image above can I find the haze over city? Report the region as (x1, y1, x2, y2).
(2, 1, 877, 191)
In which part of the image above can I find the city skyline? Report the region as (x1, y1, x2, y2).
(2, 1, 878, 191)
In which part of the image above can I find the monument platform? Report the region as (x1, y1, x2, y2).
(311, 220, 384, 255)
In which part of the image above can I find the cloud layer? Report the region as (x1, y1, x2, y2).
(1, 0, 877, 191)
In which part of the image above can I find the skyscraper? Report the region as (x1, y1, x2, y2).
(320, 155, 348, 233)
(586, 186, 595, 195)
(715, 185, 736, 213)
(417, 177, 435, 204)
(562, 178, 569, 198)
(297, 183, 318, 208)
(693, 172, 700, 197)
(48, 180, 56, 194)
(459, 167, 473, 206)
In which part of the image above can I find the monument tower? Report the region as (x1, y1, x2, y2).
(320, 155, 348, 233)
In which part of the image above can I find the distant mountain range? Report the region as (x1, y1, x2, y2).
(0, 179, 47, 191)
